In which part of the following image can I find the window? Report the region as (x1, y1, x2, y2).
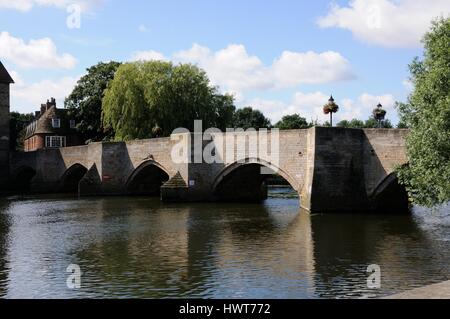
(45, 136, 66, 148)
(52, 118, 61, 128)
(70, 120, 76, 129)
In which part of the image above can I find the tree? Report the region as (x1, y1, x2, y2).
(275, 114, 310, 130)
(397, 17, 450, 207)
(102, 61, 236, 140)
(232, 107, 271, 130)
(9, 112, 34, 151)
(336, 120, 350, 128)
(349, 119, 365, 128)
(395, 102, 410, 128)
(65, 61, 121, 143)
(364, 118, 393, 128)
(337, 119, 366, 128)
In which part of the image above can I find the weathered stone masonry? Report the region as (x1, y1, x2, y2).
(8, 127, 410, 214)
(0, 61, 410, 213)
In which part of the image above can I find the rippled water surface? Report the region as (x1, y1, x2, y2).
(0, 188, 449, 299)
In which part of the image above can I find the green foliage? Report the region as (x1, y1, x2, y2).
(65, 61, 121, 142)
(337, 119, 365, 128)
(365, 118, 393, 128)
(232, 107, 271, 130)
(397, 121, 409, 129)
(336, 118, 392, 128)
(9, 112, 34, 151)
(275, 114, 311, 130)
(397, 17, 450, 207)
(102, 61, 236, 140)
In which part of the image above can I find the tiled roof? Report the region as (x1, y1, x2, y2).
(0, 61, 14, 84)
(24, 106, 69, 139)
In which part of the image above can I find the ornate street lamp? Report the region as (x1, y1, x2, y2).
(323, 95, 339, 127)
(373, 103, 387, 128)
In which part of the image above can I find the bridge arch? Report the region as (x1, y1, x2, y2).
(12, 166, 37, 193)
(370, 171, 410, 213)
(60, 164, 88, 193)
(212, 158, 300, 202)
(126, 160, 170, 196)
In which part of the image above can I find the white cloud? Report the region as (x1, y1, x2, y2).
(272, 51, 354, 87)
(249, 91, 330, 123)
(172, 43, 353, 96)
(10, 71, 79, 113)
(0, 0, 103, 12)
(338, 93, 396, 121)
(0, 32, 77, 69)
(175, 44, 273, 95)
(130, 50, 167, 62)
(403, 79, 413, 92)
(138, 25, 150, 33)
(318, 0, 449, 48)
(247, 92, 397, 124)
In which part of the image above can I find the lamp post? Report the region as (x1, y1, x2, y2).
(323, 95, 339, 127)
(373, 103, 387, 128)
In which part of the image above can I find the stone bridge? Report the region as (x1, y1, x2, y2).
(9, 127, 410, 213)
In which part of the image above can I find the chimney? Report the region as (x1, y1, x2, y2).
(41, 103, 47, 115)
(47, 97, 56, 109)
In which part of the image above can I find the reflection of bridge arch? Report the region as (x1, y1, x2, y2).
(12, 166, 37, 193)
(60, 164, 88, 193)
(126, 160, 170, 196)
(212, 158, 300, 202)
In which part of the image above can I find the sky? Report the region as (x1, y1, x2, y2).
(0, 0, 448, 125)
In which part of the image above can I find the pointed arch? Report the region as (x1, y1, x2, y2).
(126, 160, 170, 196)
(212, 158, 300, 202)
(212, 158, 299, 191)
(60, 164, 88, 193)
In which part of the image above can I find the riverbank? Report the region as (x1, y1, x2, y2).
(384, 280, 450, 299)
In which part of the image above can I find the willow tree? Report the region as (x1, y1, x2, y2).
(397, 17, 450, 207)
(102, 61, 235, 141)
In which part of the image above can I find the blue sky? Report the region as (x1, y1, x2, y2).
(0, 0, 448, 124)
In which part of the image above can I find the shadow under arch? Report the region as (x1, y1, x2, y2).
(11, 166, 37, 193)
(212, 158, 300, 202)
(126, 160, 170, 196)
(60, 163, 88, 193)
(370, 170, 410, 214)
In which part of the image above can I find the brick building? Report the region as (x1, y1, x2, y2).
(24, 98, 81, 152)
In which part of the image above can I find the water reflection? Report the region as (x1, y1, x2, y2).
(0, 192, 449, 299)
(0, 200, 11, 297)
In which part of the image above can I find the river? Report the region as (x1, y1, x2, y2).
(0, 188, 449, 299)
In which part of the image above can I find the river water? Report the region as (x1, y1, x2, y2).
(0, 188, 449, 299)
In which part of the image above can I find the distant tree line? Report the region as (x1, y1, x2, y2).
(10, 61, 402, 148)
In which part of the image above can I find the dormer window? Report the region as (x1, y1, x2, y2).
(70, 120, 76, 129)
(52, 118, 61, 128)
